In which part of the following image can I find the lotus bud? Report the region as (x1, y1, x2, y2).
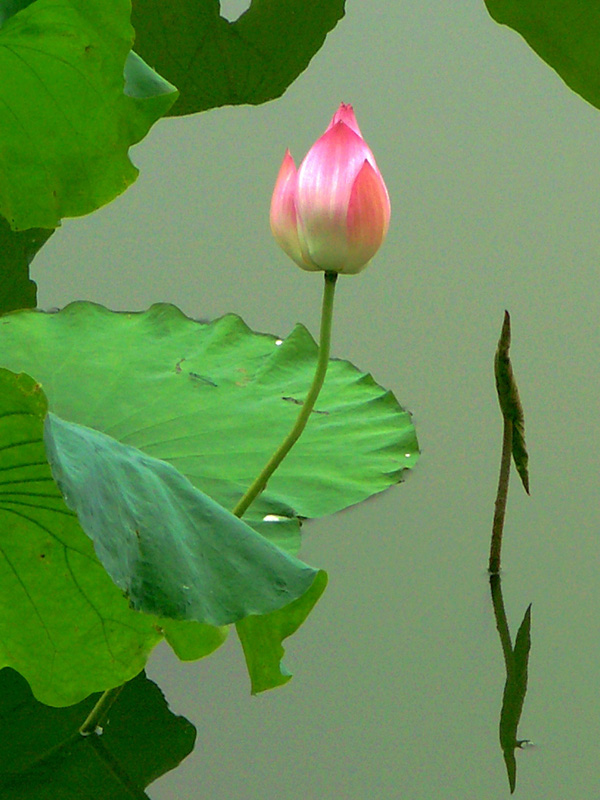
(270, 103, 391, 275)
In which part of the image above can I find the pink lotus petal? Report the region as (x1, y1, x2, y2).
(344, 160, 391, 273)
(270, 104, 390, 275)
(269, 150, 311, 270)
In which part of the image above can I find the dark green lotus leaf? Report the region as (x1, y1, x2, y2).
(0, 368, 225, 706)
(0, 668, 196, 799)
(131, 0, 346, 116)
(0, 0, 36, 27)
(484, 0, 600, 111)
(0, 0, 178, 231)
(44, 411, 321, 626)
(0, 215, 53, 313)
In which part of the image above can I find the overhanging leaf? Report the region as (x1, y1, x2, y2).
(0, 0, 178, 231)
(44, 412, 321, 626)
(0, 304, 418, 698)
(0, 368, 224, 706)
(0, 668, 196, 799)
(131, 0, 346, 116)
(484, 0, 600, 111)
(159, 617, 227, 661)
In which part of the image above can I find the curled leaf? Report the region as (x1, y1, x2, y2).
(494, 311, 529, 495)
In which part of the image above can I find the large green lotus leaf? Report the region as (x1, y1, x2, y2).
(44, 411, 321, 626)
(484, 0, 600, 111)
(0, 302, 419, 544)
(0, 0, 178, 231)
(0, 668, 196, 798)
(131, 0, 346, 116)
(0, 368, 225, 706)
(0, 304, 418, 700)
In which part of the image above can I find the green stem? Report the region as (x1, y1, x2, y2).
(79, 684, 126, 736)
(489, 415, 513, 574)
(232, 270, 339, 519)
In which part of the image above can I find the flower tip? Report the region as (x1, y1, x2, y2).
(272, 102, 389, 275)
(328, 103, 362, 137)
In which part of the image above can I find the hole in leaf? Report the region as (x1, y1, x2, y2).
(220, 0, 250, 22)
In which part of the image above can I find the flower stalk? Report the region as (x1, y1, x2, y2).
(232, 271, 338, 519)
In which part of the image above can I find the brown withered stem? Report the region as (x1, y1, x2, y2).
(489, 311, 529, 574)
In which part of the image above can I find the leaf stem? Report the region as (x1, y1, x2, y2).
(489, 414, 513, 574)
(79, 683, 126, 736)
(232, 270, 339, 519)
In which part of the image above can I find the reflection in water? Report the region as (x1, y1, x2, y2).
(489, 574, 532, 793)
